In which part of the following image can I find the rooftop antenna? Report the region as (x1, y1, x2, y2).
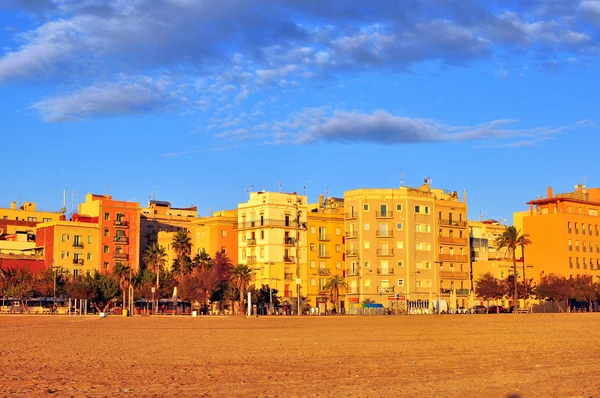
(303, 180, 312, 197)
(325, 186, 329, 197)
(279, 180, 283, 192)
(71, 190, 76, 217)
(479, 210, 483, 222)
(106, 186, 109, 196)
(153, 188, 156, 201)
(400, 166, 404, 187)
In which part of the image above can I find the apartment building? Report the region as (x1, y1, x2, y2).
(190, 209, 238, 263)
(469, 219, 514, 283)
(306, 195, 345, 310)
(79, 194, 141, 273)
(0, 201, 63, 224)
(238, 191, 307, 307)
(522, 185, 600, 282)
(344, 179, 469, 311)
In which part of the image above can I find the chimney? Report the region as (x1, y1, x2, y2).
(10, 201, 16, 210)
(318, 194, 325, 208)
(547, 186, 553, 198)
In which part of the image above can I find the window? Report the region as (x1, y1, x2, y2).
(260, 248, 264, 257)
(415, 224, 421, 232)
(397, 278, 404, 287)
(364, 241, 370, 249)
(310, 226, 316, 234)
(42, 218, 51, 222)
(335, 227, 341, 236)
(336, 244, 341, 252)
(104, 213, 110, 221)
(87, 252, 92, 260)
(424, 206, 430, 214)
(425, 262, 431, 269)
(62, 234, 67, 242)
(396, 223, 403, 230)
(104, 245, 109, 254)
(221, 230, 227, 237)
(336, 261, 341, 270)
(310, 278, 316, 286)
(73, 269, 80, 276)
(27, 217, 37, 222)
(364, 260, 371, 268)
(396, 241, 404, 249)
(576, 241, 580, 251)
(439, 246, 443, 254)
(310, 260, 316, 269)
(319, 244, 327, 257)
(260, 231, 264, 240)
(396, 204, 402, 211)
(88, 236, 92, 244)
(242, 250, 246, 259)
(310, 243, 315, 251)
(363, 204, 369, 211)
(379, 204, 388, 217)
(104, 229, 109, 237)
(397, 261, 404, 267)
(364, 223, 370, 230)
(415, 205, 420, 213)
(568, 239, 572, 251)
(319, 227, 326, 240)
(61, 251, 66, 259)
(365, 279, 371, 287)
(104, 262, 109, 270)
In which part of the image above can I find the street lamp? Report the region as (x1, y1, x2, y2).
(264, 261, 275, 314)
(52, 265, 60, 313)
(294, 196, 305, 316)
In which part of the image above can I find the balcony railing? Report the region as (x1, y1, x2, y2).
(377, 268, 394, 275)
(247, 256, 257, 264)
(318, 252, 330, 258)
(346, 249, 358, 256)
(376, 211, 393, 219)
(237, 219, 296, 229)
(72, 258, 84, 265)
(346, 231, 358, 238)
(438, 254, 468, 262)
(345, 212, 358, 219)
(376, 230, 394, 238)
(346, 268, 358, 276)
(113, 236, 128, 244)
(247, 239, 257, 246)
(439, 271, 469, 279)
(378, 286, 395, 293)
(115, 220, 129, 228)
(283, 256, 296, 263)
(113, 253, 128, 260)
(439, 236, 468, 245)
(438, 219, 467, 227)
(284, 273, 293, 280)
(318, 234, 330, 242)
(318, 268, 331, 276)
(72, 242, 84, 248)
(283, 238, 295, 246)
(457, 289, 469, 295)
(376, 249, 394, 256)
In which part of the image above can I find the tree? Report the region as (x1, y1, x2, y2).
(517, 233, 532, 281)
(535, 274, 571, 312)
(143, 242, 167, 311)
(231, 264, 253, 315)
(496, 226, 529, 314)
(113, 262, 133, 312)
(324, 275, 347, 314)
(68, 271, 120, 313)
(3, 268, 35, 311)
(171, 230, 192, 279)
(475, 273, 504, 313)
(249, 284, 280, 314)
(569, 275, 596, 312)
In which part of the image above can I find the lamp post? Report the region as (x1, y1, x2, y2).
(294, 196, 304, 316)
(265, 261, 275, 314)
(52, 265, 60, 313)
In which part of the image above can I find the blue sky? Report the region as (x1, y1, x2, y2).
(0, 0, 598, 222)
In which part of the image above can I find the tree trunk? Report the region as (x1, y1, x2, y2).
(239, 287, 245, 316)
(522, 248, 526, 282)
(512, 254, 518, 315)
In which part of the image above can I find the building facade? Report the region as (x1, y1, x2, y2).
(190, 209, 238, 263)
(344, 180, 469, 312)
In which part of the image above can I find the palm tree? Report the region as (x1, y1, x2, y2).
(192, 249, 212, 274)
(496, 226, 527, 314)
(324, 275, 347, 314)
(172, 230, 192, 279)
(230, 264, 253, 315)
(143, 243, 167, 290)
(113, 262, 132, 313)
(517, 233, 532, 281)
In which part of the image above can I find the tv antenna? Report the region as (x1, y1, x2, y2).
(279, 180, 283, 192)
(400, 166, 404, 187)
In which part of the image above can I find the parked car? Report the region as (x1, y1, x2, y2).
(471, 305, 487, 314)
(487, 306, 506, 313)
(456, 306, 468, 314)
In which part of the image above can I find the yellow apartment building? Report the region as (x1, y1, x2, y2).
(157, 231, 177, 270)
(306, 195, 345, 311)
(190, 209, 238, 263)
(140, 200, 198, 266)
(36, 220, 101, 276)
(344, 179, 469, 312)
(238, 191, 308, 310)
(522, 185, 600, 283)
(0, 201, 63, 224)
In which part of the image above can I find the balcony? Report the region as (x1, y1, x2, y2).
(72, 258, 84, 265)
(439, 271, 469, 279)
(283, 237, 295, 246)
(318, 252, 330, 259)
(113, 253, 129, 261)
(439, 236, 468, 245)
(376, 230, 394, 238)
(113, 236, 128, 244)
(237, 219, 296, 229)
(376, 211, 394, 219)
(346, 268, 358, 276)
(377, 268, 394, 275)
(378, 286, 395, 293)
(72, 242, 84, 248)
(247, 238, 257, 246)
(114, 220, 129, 228)
(376, 249, 394, 256)
(284, 273, 293, 280)
(438, 219, 467, 228)
(318, 268, 331, 276)
(284, 290, 293, 297)
(346, 249, 358, 257)
(345, 212, 358, 219)
(246, 256, 257, 264)
(346, 231, 358, 238)
(283, 256, 296, 263)
(346, 287, 358, 294)
(457, 289, 469, 295)
(318, 234, 330, 241)
(439, 254, 468, 262)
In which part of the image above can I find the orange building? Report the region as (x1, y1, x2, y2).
(522, 184, 600, 283)
(191, 209, 238, 264)
(79, 194, 141, 273)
